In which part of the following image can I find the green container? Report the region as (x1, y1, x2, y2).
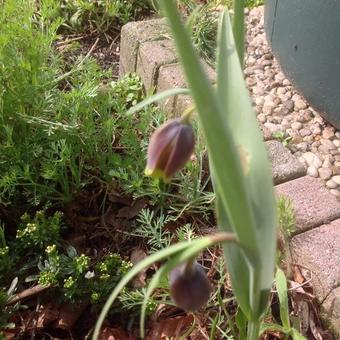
(265, 0, 340, 129)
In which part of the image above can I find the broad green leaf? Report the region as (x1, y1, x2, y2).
(275, 268, 290, 330)
(217, 10, 277, 316)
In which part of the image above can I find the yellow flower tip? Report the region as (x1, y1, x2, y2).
(144, 167, 171, 182)
(144, 167, 153, 177)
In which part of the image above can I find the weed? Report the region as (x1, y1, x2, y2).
(0, 0, 163, 211)
(186, 3, 219, 66)
(277, 196, 296, 237)
(135, 209, 173, 252)
(272, 131, 293, 147)
(0, 226, 10, 280)
(38, 245, 133, 304)
(15, 211, 63, 252)
(277, 196, 296, 280)
(58, 0, 152, 33)
(119, 288, 158, 316)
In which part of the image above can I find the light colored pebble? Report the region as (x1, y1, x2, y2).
(264, 122, 279, 133)
(322, 127, 335, 139)
(291, 122, 302, 130)
(255, 97, 265, 106)
(330, 189, 340, 198)
(299, 128, 312, 137)
(332, 175, 340, 185)
(318, 167, 332, 180)
(307, 166, 318, 178)
(257, 113, 266, 123)
(295, 99, 307, 110)
(326, 179, 338, 189)
(302, 152, 322, 168)
(298, 156, 307, 165)
(320, 139, 336, 150)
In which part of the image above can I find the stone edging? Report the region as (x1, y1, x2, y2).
(119, 18, 340, 336)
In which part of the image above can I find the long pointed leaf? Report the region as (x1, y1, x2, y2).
(159, 0, 258, 259)
(217, 10, 277, 316)
(215, 189, 251, 318)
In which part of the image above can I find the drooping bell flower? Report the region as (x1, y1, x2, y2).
(145, 118, 195, 182)
(169, 261, 212, 311)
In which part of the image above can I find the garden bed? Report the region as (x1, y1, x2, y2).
(0, 1, 336, 339)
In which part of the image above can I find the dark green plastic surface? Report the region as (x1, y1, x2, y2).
(265, 0, 340, 129)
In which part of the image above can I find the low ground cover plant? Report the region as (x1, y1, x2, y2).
(0, 0, 212, 337)
(57, 0, 152, 33)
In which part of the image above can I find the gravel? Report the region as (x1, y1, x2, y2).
(246, 7, 340, 197)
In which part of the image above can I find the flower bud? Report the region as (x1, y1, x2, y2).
(145, 119, 195, 181)
(169, 261, 211, 312)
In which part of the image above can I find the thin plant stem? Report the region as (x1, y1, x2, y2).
(247, 320, 260, 340)
(180, 105, 195, 124)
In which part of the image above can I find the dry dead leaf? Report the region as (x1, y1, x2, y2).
(53, 301, 88, 330)
(99, 326, 132, 340)
(146, 314, 194, 340)
(116, 198, 147, 220)
(309, 316, 323, 340)
(36, 303, 59, 329)
(130, 247, 148, 288)
(293, 265, 305, 284)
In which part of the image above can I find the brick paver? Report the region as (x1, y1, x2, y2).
(119, 18, 168, 78)
(276, 176, 340, 232)
(266, 140, 306, 184)
(291, 219, 340, 337)
(136, 40, 177, 91)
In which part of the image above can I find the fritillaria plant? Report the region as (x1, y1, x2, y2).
(93, 1, 277, 339)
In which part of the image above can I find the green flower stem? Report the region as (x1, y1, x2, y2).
(183, 256, 196, 277)
(247, 320, 260, 340)
(180, 106, 196, 124)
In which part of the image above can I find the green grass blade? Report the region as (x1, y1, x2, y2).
(128, 88, 190, 115)
(260, 323, 286, 334)
(290, 328, 307, 340)
(216, 10, 277, 316)
(275, 268, 290, 330)
(140, 265, 168, 338)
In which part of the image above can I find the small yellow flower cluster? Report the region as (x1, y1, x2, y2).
(0, 246, 9, 256)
